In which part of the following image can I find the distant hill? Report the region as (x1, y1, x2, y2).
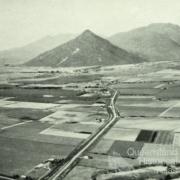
(25, 30, 144, 67)
(0, 34, 75, 65)
(109, 23, 180, 61)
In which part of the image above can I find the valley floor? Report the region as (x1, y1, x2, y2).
(1, 61, 180, 179)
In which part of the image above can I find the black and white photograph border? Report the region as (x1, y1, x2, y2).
(1, 0, 180, 179)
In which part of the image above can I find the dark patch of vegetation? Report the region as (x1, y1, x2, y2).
(0, 108, 52, 121)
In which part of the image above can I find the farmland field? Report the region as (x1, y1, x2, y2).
(116, 105, 167, 117)
(1, 62, 180, 179)
(114, 117, 180, 131)
(0, 136, 75, 175)
(108, 140, 144, 159)
(64, 166, 97, 180)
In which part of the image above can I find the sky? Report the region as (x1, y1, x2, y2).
(0, 0, 180, 50)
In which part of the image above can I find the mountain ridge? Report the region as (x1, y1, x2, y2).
(109, 23, 180, 61)
(25, 29, 145, 67)
(0, 33, 76, 65)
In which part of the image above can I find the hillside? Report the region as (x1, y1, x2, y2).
(0, 34, 75, 65)
(25, 30, 144, 67)
(109, 23, 180, 61)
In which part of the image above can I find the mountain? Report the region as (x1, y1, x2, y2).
(25, 30, 144, 67)
(0, 34, 75, 65)
(109, 23, 180, 61)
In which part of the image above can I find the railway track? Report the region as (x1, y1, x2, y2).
(39, 90, 119, 180)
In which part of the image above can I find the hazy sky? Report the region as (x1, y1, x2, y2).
(1, 0, 180, 50)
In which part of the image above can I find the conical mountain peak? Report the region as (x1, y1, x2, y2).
(26, 29, 144, 67)
(82, 29, 95, 35)
(79, 29, 98, 39)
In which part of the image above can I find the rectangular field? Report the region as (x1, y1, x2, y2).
(0, 136, 75, 175)
(114, 117, 180, 131)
